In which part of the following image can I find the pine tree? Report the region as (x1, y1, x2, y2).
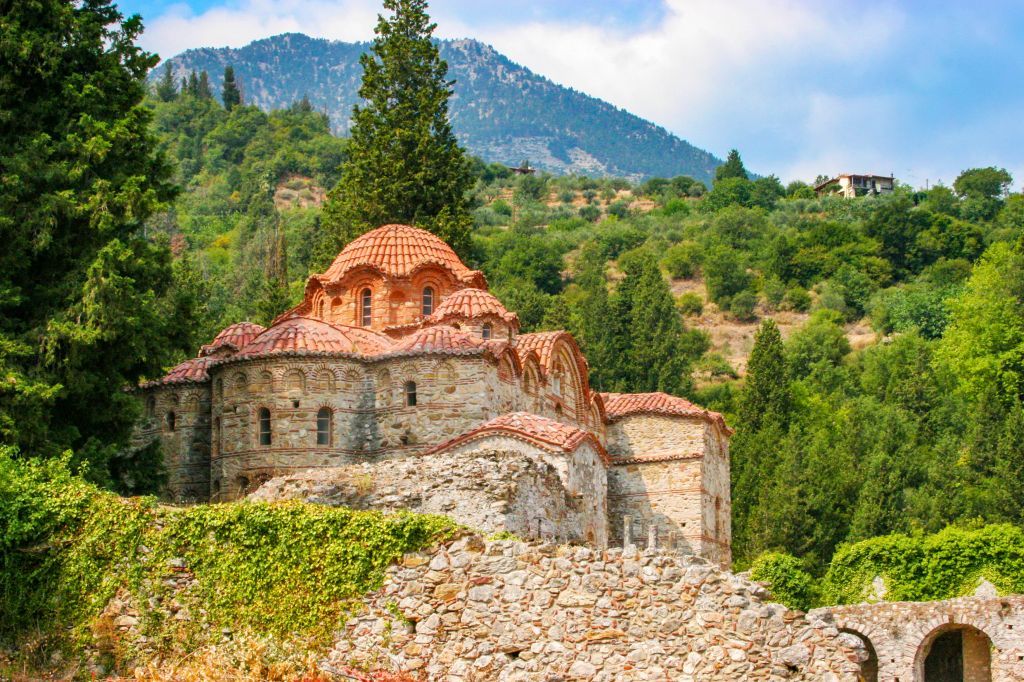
(739, 319, 791, 431)
(318, 0, 473, 264)
(155, 62, 177, 101)
(715, 149, 749, 182)
(222, 65, 242, 110)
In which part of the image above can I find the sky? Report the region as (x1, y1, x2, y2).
(118, 0, 1024, 187)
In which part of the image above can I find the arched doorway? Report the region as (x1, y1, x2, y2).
(839, 629, 878, 682)
(916, 624, 992, 682)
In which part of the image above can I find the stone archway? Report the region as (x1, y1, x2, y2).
(916, 623, 992, 682)
(839, 628, 879, 682)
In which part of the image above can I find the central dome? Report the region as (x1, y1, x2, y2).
(321, 224, 482, 284)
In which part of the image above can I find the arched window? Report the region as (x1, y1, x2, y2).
(360, 288, 372, 327)
(258, 407, 272, 446)
(215, 378, 223, 399)
(165, 411, 176, 431)
(316, 407, 332, 446)
(481, 322, 492, 340)
(405, 381, 417, 406)
(213, 417, 221, 454)
(551, 373, 562, 396)
(146, 395, 156, 418)
(421, 286, 434, 316)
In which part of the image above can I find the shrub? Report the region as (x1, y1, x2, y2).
(696, 353, 738, 379)
(729, 290, 758, 321)
(661, 241, 702, 279)
(782, 286, 812, 312)
(578, 204, 601, 222)
(491, 199, 512, 216)
(763, 276, 786, 309)
(750, 552, 819, 611)
(676, 292, 704, 316)
(607, 199, 631, 219)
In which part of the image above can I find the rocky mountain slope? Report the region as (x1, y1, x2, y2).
(158, 33, 722, 182)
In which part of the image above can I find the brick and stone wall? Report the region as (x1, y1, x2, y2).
(250, 447, 603, 545)
(130, 384, 211, 503)
(809, 595, 1024, 682)
(605, 415, 731, 567)
(327, 534, 862, 680)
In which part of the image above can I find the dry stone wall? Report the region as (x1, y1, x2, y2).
(250, 448, 602, 544)
(328, 534, 861, 681)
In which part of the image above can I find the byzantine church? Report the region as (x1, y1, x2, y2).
(133, 224, 733, 565)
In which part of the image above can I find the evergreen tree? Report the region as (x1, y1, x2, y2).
(739, 319, 791, 431)
(196, 70, 213, 100)
(715, 149, 749, 182)
(222, 65, 242, 111)
(155, 62, 177, 102)
(0, 0, 185, 474)
(185, 70, 199, 97)
(569, 243, 617, 390)
(318, 0, 473, 264)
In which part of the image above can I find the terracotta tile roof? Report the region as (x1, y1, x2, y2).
(514, 331, 591, 396)
(199, 321, 265, 356)
(425, 412, 609, 464)
(145, 356, 215, 387)
(390, 324, 486, 355)
(428, 288, 519, 325)
(319, 224, 486, 285)
(233, 317, 393, 359)
(599, 392, 732, 433)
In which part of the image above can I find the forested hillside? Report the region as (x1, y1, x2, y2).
(144, 78, 1024, 579)
(156, 33, 722, 181)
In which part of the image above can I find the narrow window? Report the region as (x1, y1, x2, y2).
(481, 322, 492, 340)
(405, 381, 417, 407)
(215, 378, 223, 399)
(258, 407, 272, 446)
(213, 417, 221, 454)
(422, 286, 434, 316)
(146, 396, 156, 418)
(166, 411, 176, 432)
(551, 374, 562, 396)
(316, 407, 332, 446)
(360, 288, 372, 327)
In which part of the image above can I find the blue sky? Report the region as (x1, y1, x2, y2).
(120, 0, 1024, 187)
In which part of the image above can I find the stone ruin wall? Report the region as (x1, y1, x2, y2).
(251, 446, 604, 545)
(605, 414, 731, 567)
(327, 533, 862, 681)
(810, 595, 1024, 682)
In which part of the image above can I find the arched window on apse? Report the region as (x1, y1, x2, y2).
(360, 288, 372, 327)
(482, 323, 492, 340)
(166, 411, 176, 432)
(146, 396, 156, 418)
(405, 381, 417, 406)
(316, 407, 332, 446)
(258, 407, 272, 446)
(422, 286, 434, 316)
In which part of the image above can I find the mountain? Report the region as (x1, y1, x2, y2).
(157, 33, 722, 183)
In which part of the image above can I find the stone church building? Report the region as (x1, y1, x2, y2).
(133, 224, 732, 566)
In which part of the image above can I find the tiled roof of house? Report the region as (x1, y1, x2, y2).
(425, 412, 609, 464)
(428, 288, 518, 324)
(515, 331, 587, 374)
(145, 356, 216, 387)
(390, 324, 486, 355)
(599, 392, 732, 433)
(320, 224, 485, 285)
(199, 321, 265, 356)
(233, 317, 393, 359)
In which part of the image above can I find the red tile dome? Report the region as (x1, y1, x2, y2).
(320, 224, 485, 285)
(200, 321, 266, 356)
(234, 317, 393, 358)
(428, 288, 519, 324)
(391, 324, 485, 355)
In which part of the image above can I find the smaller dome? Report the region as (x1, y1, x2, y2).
(144, 356, 215, 387)
(392, 324, 485, 355)
(428, 288, 519, 325)
(235, 317, 392, 358)
(200, 322, 266, 356)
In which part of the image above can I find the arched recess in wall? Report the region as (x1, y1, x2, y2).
(838, 629, 878, 682)
(915, 623, 993, 682)
(231, 371, 249, 395)
(284, 368, 306, 394)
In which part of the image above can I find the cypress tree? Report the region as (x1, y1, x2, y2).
(196, 70, 213, 100)
(318, 0, 473, 264)
(222, 65, 242, 110)
(715, 149, 749, 182)
(738, 319, 791, 431)
(185, 70, 199, 97)
(155, 61, 177, 101)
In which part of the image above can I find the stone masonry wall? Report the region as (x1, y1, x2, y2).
(327, 534, 862, 681)
(250, 448, 600, 544)
(605, 415, 730, 567)
(131, 384, 211, 503)
(809, 595, 1024, 681)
